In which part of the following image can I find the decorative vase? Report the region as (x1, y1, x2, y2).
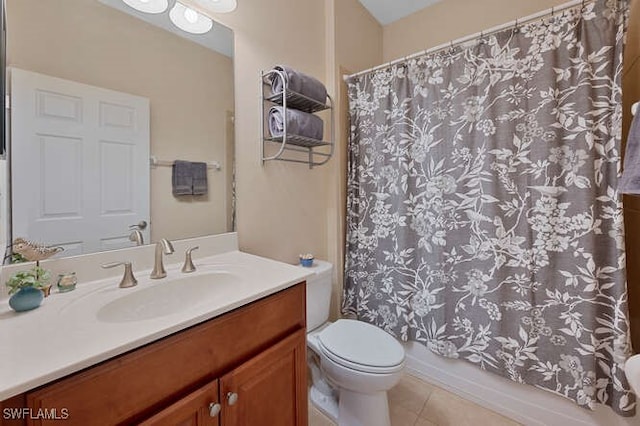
(57, 272, 77, 293)
(8, 287, 44, 312)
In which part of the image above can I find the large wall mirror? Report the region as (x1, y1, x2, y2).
(3, 0, 235, 262)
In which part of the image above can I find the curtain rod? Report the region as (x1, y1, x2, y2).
(344, 0, 589, 81)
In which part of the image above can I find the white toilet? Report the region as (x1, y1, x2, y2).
(302, 260, 405, 426)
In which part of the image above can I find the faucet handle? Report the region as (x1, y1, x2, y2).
(181, 246, 199, 273)
(102, 261, 138, 288)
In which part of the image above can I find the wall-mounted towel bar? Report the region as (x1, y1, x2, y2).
(149, 156, 221, 171)
(633, 102, 639, 117)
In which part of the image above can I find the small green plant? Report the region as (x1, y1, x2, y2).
(5, 265, 50, 295)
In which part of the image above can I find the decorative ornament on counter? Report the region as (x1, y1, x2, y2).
(8, 286, 44, 312)
(5, 265, 51, 312)
(11, 238, 64, 262)
(57, 272, 78, 293)
(299, 253, 314, 267)
(5, 238, 61, 312)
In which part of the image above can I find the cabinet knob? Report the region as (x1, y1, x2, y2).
(227, 392, 239, 406)
(208, 402, 221, 417)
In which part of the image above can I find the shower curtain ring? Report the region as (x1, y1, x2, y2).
(513, 19, 520, 34)
(449, 40, 455, 54)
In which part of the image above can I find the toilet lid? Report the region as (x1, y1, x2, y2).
(317, 320, 405, 372)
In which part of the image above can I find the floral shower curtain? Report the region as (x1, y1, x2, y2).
(344, 0, 634, 415)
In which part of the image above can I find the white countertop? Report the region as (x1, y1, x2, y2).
(0, 250, 313, 400)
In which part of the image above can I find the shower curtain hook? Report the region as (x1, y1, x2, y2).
(513, 18, 520, 34)
(479, 31, 485, 45)
(449, 40, 455, 54)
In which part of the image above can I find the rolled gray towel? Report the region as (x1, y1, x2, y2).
(270, 65, 327, 104)
(268, 106, 324, 140)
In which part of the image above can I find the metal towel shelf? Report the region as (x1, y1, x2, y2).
(260, 69, 334, 168)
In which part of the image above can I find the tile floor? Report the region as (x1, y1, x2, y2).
(308, 373, 520, 426)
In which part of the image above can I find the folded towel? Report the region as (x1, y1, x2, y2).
(268, 106, 324, 140)
(620, 113, 640, 194)
(172, 160, 193, 196)
(270, 65, 327, 104)
(192, 162, 208, 196)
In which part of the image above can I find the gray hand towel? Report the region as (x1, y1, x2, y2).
(270, 65, 327, 104)
(172, 160, 193, 196)
(268, 106, 324, 140)
(192, 162, 208, 196)
(620, 113, 640, 194)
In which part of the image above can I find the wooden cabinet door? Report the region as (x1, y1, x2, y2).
(220, 329, 307, 426)
(139, 380, 220, 426)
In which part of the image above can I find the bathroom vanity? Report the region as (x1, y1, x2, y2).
(1, 284, 306, 425)
(0, 237, 311, 426)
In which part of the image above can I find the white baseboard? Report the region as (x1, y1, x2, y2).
(404, 342, 640, 426)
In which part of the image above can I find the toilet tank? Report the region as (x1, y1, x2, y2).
(300, 259, 333, 331)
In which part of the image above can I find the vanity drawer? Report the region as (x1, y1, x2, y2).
(24, 283, 306, 426)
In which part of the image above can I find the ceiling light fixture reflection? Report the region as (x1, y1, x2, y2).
(190, 0, 237, 14)
(121, 0, 168, 14)
(169, 1, 213, 34)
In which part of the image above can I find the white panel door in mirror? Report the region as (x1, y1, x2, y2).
(11, 68, 150, 257)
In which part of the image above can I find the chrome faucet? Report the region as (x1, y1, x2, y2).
(128, 229, 144, 246)
(150, 239, 174, 279)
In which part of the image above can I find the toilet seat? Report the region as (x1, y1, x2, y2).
(317, 319, 405, 374)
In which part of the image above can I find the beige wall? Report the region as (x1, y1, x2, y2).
(335, 0, 383, 72)
(185, 0, 381, 294)
(6, 0, 234, 243)
(193, 0, 332, 264)
(185, 0, 382, 318)
(383, 0, 569, 62)
(328, 0, 383, 318)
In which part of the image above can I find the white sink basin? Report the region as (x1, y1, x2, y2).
(95, 271, 241, 323)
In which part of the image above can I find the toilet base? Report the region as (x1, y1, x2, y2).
(310, 385, 339, 422)
(338, 389, 391, 426)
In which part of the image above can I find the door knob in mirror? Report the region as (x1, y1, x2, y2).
(129, 220, 148, 230)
